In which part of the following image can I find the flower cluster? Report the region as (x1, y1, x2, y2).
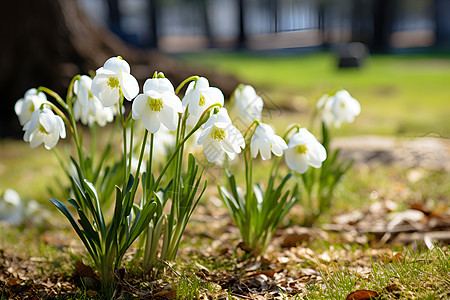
(14, 55, 361, 291)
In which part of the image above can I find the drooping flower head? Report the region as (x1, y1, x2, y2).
(132, 75, 183, 133)
(285, 128, 326, 174)
(91, 56, 139, 107)
(15, 88, 50, 126)
(250, 123, 287, 160)
(23, 108, 66, 150)
(197, 108, 245, 162)
(73, 75, 116, 127)
(182, 77, 224, 127)
(317, 90, 361, 128)
(231, 84, 264, 129)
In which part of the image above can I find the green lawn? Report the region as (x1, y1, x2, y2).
(178, 51, 450, 137)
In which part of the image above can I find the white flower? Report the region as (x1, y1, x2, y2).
(0, 189, 24, 226)
(132, 77, 182, 133)
(182, 77, 224, 127)
(231, 84, 263, 129)
(317, 90, 361, 128)
(197, 108, 245, 162)
(15, 88, 50, 126)
(91, 56, 139, 107)
(250, 123, 287, 160)
(73, 75, 116, 127)
(23, 108, 66, 150)
(285, 128, 326, 174)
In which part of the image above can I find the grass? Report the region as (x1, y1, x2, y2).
(304, 246, 450, 299)
(178, 51, 450, 137)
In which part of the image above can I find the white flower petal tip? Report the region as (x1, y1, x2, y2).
(197, 108, 244, 163)
(285, 128, 326, 174)
(250, 123, 287, 160)
(91, 56, 139, 107)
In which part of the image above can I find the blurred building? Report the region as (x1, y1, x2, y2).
(80, 0, 450, 53)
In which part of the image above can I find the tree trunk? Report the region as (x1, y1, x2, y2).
(372, 0, 395, 53)
(1, 0, 240, 138)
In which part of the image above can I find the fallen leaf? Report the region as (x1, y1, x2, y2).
(346, 289, 379, 300)
(7, 278, 21, 286)
(74, 261, 97, 279)
(152, 290, 169, 297)
(281, 233, 310, 248)
(392, 252, 404, 262)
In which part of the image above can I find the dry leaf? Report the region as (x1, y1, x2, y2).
(6, 278, 21, 286)
(346, 289, 379, 300)
(152, 289, 169, 297)
(281, 233, 310, 248)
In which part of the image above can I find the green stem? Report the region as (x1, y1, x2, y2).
(175, 76, 199, 95)
(282, 124, 301, 141)
(243, 119, 261, 140)
(90, 123, 97, 167)
(65, 74, 81, 108)
(146, 133, 154, 198)
(38, 86, 85, 174)
(153, 103, 221, 190)
(118, 96, 128, 184)
(38, 86, 68, 111)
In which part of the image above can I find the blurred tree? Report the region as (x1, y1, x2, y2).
(372, 0, 396, 52)
(434, 0, 450, 47)
(0, 0, 239, 138)
(148, 0, 159, 48)
(237, 0, 246, 48)
(107, 0, 122, 34)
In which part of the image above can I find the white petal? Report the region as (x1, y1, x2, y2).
(260, 141, 272, 160)
(104, 56, 130, 74)
(132, 94, 149, 119)
(195, 77, 210, 89)
(160, 107, 178, 131)
(197, 128, 209, 145)
(164, 93, 183, 113)
(201, 87, 224, 106)
(250, 138, 260, 158)
(285, 149, 309, 174)
(203, 139, 223, 162)
(56, 116, 66, 139)
(144, 78, 174, 94)
(142, 111, 161, 133)
(39, 111, 56, 133)
(272, 135, 288, 150)
(221, 137, 236, 153)
(99, 86, 120, 107)
(43, 131, 59, 150)
(29, 132, 44, 148)
(119, 71, 139, 100)
(271, 141, 286, 157)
